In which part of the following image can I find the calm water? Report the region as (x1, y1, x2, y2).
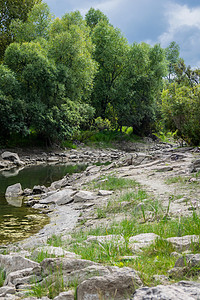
(0, 164, 86, 244)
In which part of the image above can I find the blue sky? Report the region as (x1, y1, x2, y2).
(44, 0, 200, 67)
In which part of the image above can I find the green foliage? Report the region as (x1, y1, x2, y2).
(161, 82, 200, 145)
(85, 8, 109, 30)
(0, 268, 5, 287)
(0, 0, 41, 59)
(88, 175, 138, 191)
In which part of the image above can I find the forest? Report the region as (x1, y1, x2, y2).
(1, 0, 200, 147)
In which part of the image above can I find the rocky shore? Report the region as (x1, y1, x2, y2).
(1, 141, 200, 299)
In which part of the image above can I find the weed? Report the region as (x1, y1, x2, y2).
(47, 234, 63, 247)
(88, 175, 138, 191)
(33, 250, 57, 263)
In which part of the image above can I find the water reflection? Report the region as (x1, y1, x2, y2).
(0, 163, 87, 244)
(5, 195, 23, 207)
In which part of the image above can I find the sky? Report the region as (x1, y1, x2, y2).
(44, 0, 200, 67)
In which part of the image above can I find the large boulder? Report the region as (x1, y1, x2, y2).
(131, 281, 200, 299)
(73, 191, 95, 203)
(0, 254, 39, 274)
(5, 183, 23, 207)
(76, 267, 142, 300)
(40, 188, 77, 205)
(1, 151, 23, 166)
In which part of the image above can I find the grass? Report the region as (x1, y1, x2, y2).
(0, 268, 5, 287)
(87, 175, 139, 191)
(165, 176, 187, 185)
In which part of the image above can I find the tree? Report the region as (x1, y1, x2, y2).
(165, 41, 180, 82)
(10, 2, 53, 43)
(91, 20, 129, 119)
(0, 0, 41, 59)
(85, 8, 109, 30)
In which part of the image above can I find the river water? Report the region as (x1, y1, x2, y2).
(0, 164, 86, 245)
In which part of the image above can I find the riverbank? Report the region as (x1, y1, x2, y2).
(1, 141, 200, 299)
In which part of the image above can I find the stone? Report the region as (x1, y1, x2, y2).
(0, 286, 15, 297)
(40, 258, 98, 276)
(77, 267, 142, 300)
(33, 246, 80, 259)
(68, 265, 110, 285)
(5, 183, 23, 207)
(5, 183, 23, 198)
(32, 185, 47, 194)
(175, 253, 200, 268)
(167, 235, 200, 251)
(188, 159, 200, 173)
(73, 191, 95, 203)
(130, 281, 200, 300)
(4, 267, 41, 286)
(40, 189, 77, 205)
(1, 151, 21, 163)
(0, 254, 39, 274)
(53, 290, 74, 300)
(98, 190, 113, 196)
(129, 233, 159, 252)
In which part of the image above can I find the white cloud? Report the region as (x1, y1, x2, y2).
(159, 3, 200, 46)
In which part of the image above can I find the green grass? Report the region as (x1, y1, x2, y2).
(165, 176, 187, 185)
(0, 268, 5, 287)
(87, 175, 138, 191)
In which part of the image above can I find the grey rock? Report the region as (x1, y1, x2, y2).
(129, 233, 159, 252)
(0, 254, 39, 274)
(1, 151, 20, 163)
(167, 235, 200, 251)
(131, 281, 200, 300)
(5, 183, 23, 198)
(33, 246, 80, 259)
(32, 185, 48, 194)
(73, 191, 95, 203)
(77, 267, 142, 300)
(98, 190, 113, 196)
(175, 253, 200, 268)
(4, 267, 41, 286)
(40, 258, 98, 275)
(0, 286, 15, 297)
(53, 291, 74, 300)
(40, 189, 76, 205)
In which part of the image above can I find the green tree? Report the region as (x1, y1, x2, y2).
(0, 0, 41, 60)
(85, 8, 109, 30)
(10, 2, 53, 43)
(165, 41, 180, 82)
(91, 20, 129, 119)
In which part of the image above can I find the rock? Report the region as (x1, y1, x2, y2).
(40, 258, 98, 276)
(5, 183, 23, 207)
(167, 235, 200, 251)
(77, 267, 142, 300)
(1, 152, 22, 165)
(0, 286, 15, 297)
(4, 267, 41, 286)
(0, 254, 39, 274)
(129, 233, 159, 252)
(32, 185, 48, 194)
(40, 189, 77, 205)
(98, 190, 113, 196)
(130, 281, 200, 299)
(175, 253, 200, 268)
(73, 191, 95, 203)
(33, 246, 80, 259)
(188, 159, 200, 173)
(153, 274, 169, 284)
(155, 166, 173, 172)
(5, 183, 23, 198)
(53, 290, 74, 300)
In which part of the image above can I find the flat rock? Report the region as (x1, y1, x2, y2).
(53, 290, 74, 300)
(167, 235, 200, 251)
(73, 191, 95, 203)
(129, 233, 159, 252)
(77, 267, 142, 300)
(0, 254, 39, 274)
(0, 286, 15, 297)
(98, 190, 113, 196)
(40, 258, 98, 275)
(40, 189, 76, 205)
(33, 246, 80, 259)
(131, 281, 200, 299)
